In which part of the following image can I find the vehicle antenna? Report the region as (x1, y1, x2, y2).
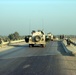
(29, 19, 31, 35)
(42, 18, 44, 31)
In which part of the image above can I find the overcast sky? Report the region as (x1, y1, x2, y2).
(0, 0, 76, 35)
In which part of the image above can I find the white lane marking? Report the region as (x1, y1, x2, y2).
(23, 64, 30, 69)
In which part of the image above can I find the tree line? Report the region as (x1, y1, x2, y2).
(0, 32, 25, 43)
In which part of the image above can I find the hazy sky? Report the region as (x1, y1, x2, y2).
(0, 0, 76, 35)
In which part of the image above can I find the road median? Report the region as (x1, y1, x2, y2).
(62, 40, 76, 56)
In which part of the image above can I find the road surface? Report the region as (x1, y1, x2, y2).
(0, 41, 76, 75)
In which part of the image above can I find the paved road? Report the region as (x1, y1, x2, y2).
(0, 41, 76, 75)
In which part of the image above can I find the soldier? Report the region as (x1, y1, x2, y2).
(65, 38, 71, 45)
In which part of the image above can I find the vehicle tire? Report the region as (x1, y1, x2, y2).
(34, 35, 41, 42)
(32, 44, 34, 47)
(25, 36, 29, 43)
(29, 44, 32, 47)
(41, 44, 45, 48)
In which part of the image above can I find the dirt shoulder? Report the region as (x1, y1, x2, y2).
(0, 42, 27, 52)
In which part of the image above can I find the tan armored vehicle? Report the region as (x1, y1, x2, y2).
(47, 33, 54, 41)
(25, 30, 46, 47)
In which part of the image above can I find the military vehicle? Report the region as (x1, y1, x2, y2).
(25, 30, 46, 47)
(47, 33, 54, 41)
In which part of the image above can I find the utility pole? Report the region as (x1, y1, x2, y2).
(42, 18, 44, 31)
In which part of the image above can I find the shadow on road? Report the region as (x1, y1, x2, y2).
(57, 41, 74, 56)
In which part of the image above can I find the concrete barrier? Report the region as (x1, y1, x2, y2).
(62, 40, 76, 55)
(10, 40, 25, 44)
(69, 38, 76, 46)
(0, 39, 25, 48)
(2, 42, 9, 45)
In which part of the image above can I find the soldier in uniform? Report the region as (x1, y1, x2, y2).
(65, 38, 71, 45)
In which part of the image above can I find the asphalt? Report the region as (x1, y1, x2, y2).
(0, 41, 76, 75)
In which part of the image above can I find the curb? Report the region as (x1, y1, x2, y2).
(61, 42, 74, 56)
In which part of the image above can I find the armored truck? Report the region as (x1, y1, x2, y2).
(25, 30, 46, 47)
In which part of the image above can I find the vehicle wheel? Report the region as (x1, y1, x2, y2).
(25, 36, 29, 43)
(32, 44, 34, 47)
(41, 44, 45, 48)
(29, 44, 32, 47)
